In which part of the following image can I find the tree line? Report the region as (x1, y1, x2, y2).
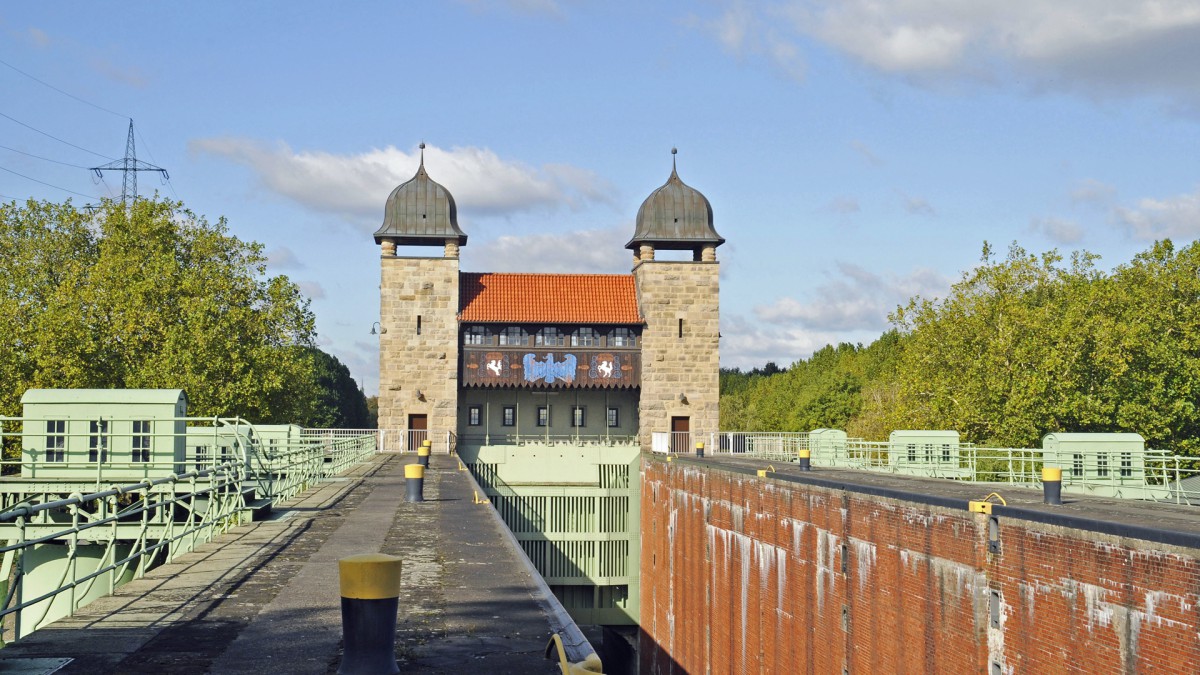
(722, 240, 1200, 455)
(0, 197, 369, 428)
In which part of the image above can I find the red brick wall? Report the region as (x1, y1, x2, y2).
(639, 458, 1200, 673)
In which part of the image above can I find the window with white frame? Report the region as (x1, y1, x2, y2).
(607, 407, 619, 428)
(502, 406, 516, 427)
(499, 327, 529, 346)
(45, 420, 66, 462)
(464, 326, 487, 345)
(468, 405, 482, 426)
(536, 327, 565, 346)
(609, 328, 637, 347)
(572, 406, 586, 427)
(133, 420, 151, 463)
(537, 406, 549, 427)
(572, 327, 600, 347)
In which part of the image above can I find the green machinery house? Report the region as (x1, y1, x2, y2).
(1042, 432, 1147, 488)
(18, 389, 188, 480)
(887, 430, 970, 477)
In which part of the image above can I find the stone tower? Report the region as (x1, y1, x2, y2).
(629, 150, 724, 449)
(374, 145, 467, 451)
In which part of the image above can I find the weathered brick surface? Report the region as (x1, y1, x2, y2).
(634, 261, 719, 447)
(640, 458, 1200, 673)
(378, 255, 459, 450)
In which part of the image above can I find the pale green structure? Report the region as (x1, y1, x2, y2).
(887, 430, 970, 478)
(1042, 432, 1148, 494)
(19, 389, 188, 480)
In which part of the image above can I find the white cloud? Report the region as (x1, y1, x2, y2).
(850, 140, 882, 166)
(828, 197, 859, 214)
(1071, 179, 1118, 206)
(28, 28, 50, 47)
(90, 57, 148, 88)
(298, 281, 326, 301)
(1029, 216, 1085, 245)
(267, 246, 304, 270)
(903, 195, 935, 216)
(463, 226, 632, 273)
(688, 2, 808, 81)
(1115, 187, 1200, 240)
(753, 262, 950, 331)
(189, 139, 614, 221)
(696, 1, 1200, 106)
(719, 313, 874, 370)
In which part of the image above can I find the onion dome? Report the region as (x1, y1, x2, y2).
(626, 148, 724, 252)
(373, 143, 467, 246)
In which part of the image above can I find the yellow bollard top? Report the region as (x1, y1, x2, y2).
(417, 446, 431, 457)
(695, 441, 704, 450)
(798, 449, 811, 459)
(422, 439, 432, 447)
(339, 552, 402, 600)
(405, 464, 425, 479)
(757, 469, 768, 477)
(1042, 466, 1062, 482)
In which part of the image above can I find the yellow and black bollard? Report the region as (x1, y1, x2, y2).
(418, 439, 432, 468)
(797, 449, 812, 472)
(695, 441, 704, 458)
(1042, 466, 1063, 505)
(405, 463, 425, 502)
(337, 553, 403, 675)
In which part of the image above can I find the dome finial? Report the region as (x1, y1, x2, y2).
(419, 142, 426, 168)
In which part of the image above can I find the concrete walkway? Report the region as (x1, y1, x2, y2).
(0, 454, 560, 674)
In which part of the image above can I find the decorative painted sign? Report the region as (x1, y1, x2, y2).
(463, 348, 638, 388)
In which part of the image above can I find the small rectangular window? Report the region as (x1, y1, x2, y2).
(1097, 453, 1108, 477)
(610, 328, 637, 348)
(536, 327, 565, 346)
(678, 318, 684, 338)
(607, 407, 619, 428)
(133, 420, 151, 463)
(468, 405, 482, 426)
(502, 406, 516, 427)
(45, 420, 66, 463)
(941, 444, 951, 462)
(1120, 452, 1132, 477)
(464, 326, 487, 345)
(416, 315, 422, 335)
(572, 328, 599, 347)
(89, 420, 109, 462)
(537, 406, 549, 427)
(572, 406, 586, 427)
(499, 327, 528, 346)
(906, 443, 916, 462)
(1072, 453, 1084, 477)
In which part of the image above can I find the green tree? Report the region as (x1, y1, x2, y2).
(299, 348, 370, 428)
(0, 197, 319, 422)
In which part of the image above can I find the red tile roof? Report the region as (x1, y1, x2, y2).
(459, 273, 643, 324)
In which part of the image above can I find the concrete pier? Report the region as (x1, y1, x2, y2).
(0, 454, 560, 674)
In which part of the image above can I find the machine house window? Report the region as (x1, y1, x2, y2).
(536, 327, 565, 346)
(537, 406, 549, 427)
(89, 420, 109, 462)
(572, 406, 586, 427)
(468, 405, 482, 426)
(45, 420, 66, 462)
(607, 407, 619, 428)
(572, 328, 599, 347)
(499, 327, 529, 346)
(502, 406, 516, 427)
(133, 420, 151, 463)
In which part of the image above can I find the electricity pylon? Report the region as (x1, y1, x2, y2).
(90, 119, 168, 208)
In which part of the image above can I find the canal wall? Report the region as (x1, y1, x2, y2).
(639, 456, 1200, 673)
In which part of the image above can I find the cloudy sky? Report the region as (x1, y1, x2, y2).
(2, 2, 1199, 393)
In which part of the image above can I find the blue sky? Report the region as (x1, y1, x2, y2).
(3, 2, 1199, 395)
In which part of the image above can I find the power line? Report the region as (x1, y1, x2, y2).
(0, 163, 95, 198)
(132, 125, 180, 200)
(0, 144, 91, 169)
(0, 56, 127, 119)
(0, 110, 115, 160)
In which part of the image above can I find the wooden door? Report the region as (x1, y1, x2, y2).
(408, 414, 428, 452)
(671, 416, 690, 454)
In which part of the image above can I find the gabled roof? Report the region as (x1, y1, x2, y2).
(459, 273, 643, 324)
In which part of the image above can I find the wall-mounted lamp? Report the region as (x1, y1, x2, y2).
(370, 322, 387, 335)
(678, 392, 688, 404)
(415, 389, 425, 401)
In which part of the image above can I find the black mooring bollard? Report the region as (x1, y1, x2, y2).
(337, 553, 402, 675)
(797, 449, 812, 471)
(695, 441, 704, 458)
(405, 463, 425, 502)
(1043, 466, 1062, 505)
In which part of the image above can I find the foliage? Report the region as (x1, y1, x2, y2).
(720, 239, 1200, 455)
(0, 197, 321, 422)
(299, 347, 370, 429)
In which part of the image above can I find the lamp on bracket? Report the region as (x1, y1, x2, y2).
(415, 390, 425, 401)
(678, 392, 688, 404)
(370, 322, 387, 335)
